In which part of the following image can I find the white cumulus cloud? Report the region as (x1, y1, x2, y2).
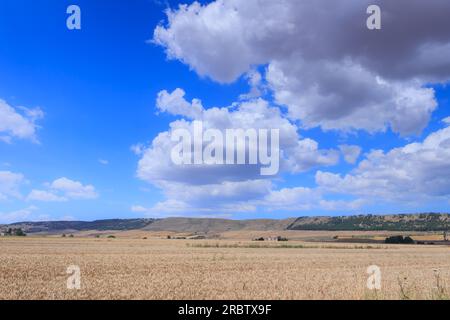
(27, 190, 67, 202)
(0, 171, 26, 200)
(0, 206, 38, 224)
(339, 145, 362, 164)
(0, 99, 44, 143)
(316, 126, 450, 202)
(134, 89, 340, 214)
(27, 177, 98, 202)
(154, 0, 450, 135)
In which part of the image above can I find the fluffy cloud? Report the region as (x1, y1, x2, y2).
(158, 179, 271, 209)
(98, 159, 109, 165)
(27, 190, 66, 202)
(138, 89, 338, 185)
(0, 171, 25, 200)
(133, 184, 365, 216)
(131, 203, 234, 218)
(239, 70, 264, 100)
(0, 206, 38, 224)
(339, 145, 362, 164)
(267, 62, 437, 135)
(157, 88, 203, 119)
(154, 0, 450, 135)
(286, 139, 340, 173)
(316, 125, 450, 202)
(0, 99, 44, 143)
(261, 187, 322, 211)
(261, 187, 366, 212)
(50, 178, 98, 199)
(135, 89, 340, 213)
(27, 177, 98, 202)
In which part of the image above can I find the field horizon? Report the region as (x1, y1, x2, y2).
(2, 212, 450, 236)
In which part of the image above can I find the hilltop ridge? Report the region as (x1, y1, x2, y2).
(1, 213, 449, 234)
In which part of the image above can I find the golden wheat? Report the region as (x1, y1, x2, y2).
(0, 237, 449, 300)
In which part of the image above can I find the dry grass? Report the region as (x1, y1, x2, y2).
(186, 242, 389, 249)
(1, 237, 450, 300)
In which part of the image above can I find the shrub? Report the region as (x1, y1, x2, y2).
(253, 237, 265, 241)
(403, 236, 415, 244)
(15, 229, 26, 236)
(385, 235, 415, 244)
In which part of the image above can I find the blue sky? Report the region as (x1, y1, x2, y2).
(1, 0, 450, 222)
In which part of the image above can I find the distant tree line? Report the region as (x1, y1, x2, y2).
(288, 213, 450, 232)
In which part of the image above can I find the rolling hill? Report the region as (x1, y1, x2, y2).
(143, 217, 296, 233)
(1, 213, 449, 234)
(287, 213, 450, 231)
(1, 219, 155, 234)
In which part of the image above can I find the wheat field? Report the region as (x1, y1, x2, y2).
(1, 237, 450, 300)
